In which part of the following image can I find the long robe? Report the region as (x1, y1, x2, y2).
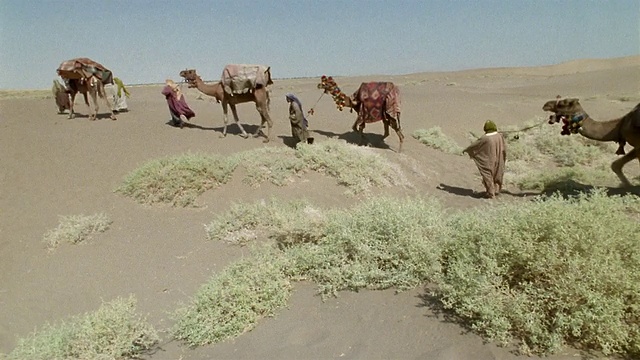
(289, 101, 308, 143)
(161, 85, 195, 120)
(463, 132, 506, 196)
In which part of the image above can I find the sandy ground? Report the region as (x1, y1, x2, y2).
(1, 56, 639, 359)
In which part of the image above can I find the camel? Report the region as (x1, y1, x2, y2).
(317, 75, 404, 152)
(179, 67, 273, 143)
(543, 97, 640, 187)
(56, 58, 117, 121)
(64, 77, 117, 121)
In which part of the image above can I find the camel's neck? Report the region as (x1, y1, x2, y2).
(327, 82, 354, 108)
(194, 78, 220, 94)
(578, 115, 622, 142)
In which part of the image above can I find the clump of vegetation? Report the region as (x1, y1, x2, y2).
(412, 127, 464, 155)
(44, 213, 112, 250)
(435, 190, 640, 356)
(284, 196, 447, 297)
(117, 141, 408, 207)
(183, 192, 640, 358)
(172, 246, 292, 347)
(205, 197, 324, 246)
(235, 140, 406, 194)
(115, 153, 239, 207)
(206, 196, 446, 297)
(4, 296, 159, 360)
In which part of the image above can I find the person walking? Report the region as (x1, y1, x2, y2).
(462, 120, 507, 199)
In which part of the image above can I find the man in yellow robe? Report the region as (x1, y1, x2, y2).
(462, 120, 507, 199)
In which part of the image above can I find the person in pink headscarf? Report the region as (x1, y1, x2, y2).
(162, 79, 195, 128)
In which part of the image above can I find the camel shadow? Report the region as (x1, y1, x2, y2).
(312, 129, 391, 150)
(207, 124, 265, 137)
(537, 179, 640, 198)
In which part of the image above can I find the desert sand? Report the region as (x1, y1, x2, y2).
(1, 56, 639, 359)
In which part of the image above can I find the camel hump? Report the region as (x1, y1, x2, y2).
(221, 64, 271, 95)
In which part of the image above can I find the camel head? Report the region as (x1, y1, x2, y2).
(317, 75, 354, 111)
(179, 69, 200, 88)
(264, 66, 273, 86)
(543, 97, 587, 135)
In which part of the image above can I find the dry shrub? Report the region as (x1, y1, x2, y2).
(436, 190, 640, 356)
(4, 296, 159, 360)
(44, 213, 112, 250)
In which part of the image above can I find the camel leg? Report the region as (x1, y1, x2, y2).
(392, 114, 404, 153)
(87, 91, 97, 121)
(230, 104, 248, 138)
(255, 104, 272, 143)
(382, 120, 390, 139)
(352, 118, 367, 146)
(220, 102, 229, 138)
(395, 128, 405, 153)
(611, 148, 637, 187)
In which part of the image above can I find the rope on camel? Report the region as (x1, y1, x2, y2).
(308, 75, 350, 116)
(469, 118, 549, 139)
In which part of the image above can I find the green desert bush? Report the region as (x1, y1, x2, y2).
(116, 153, 238, 206)
(435, 190, 640, 356)
(412, 127, 464, 155)
(205, 197, 325, 246)
(211, 196, 447, 297)
(284, 196, 446, 297)
(44, 213, 112, 250)
(4, 296, 159, 360)
(172, 246, 292, 347)
(295, 141, 406, 193)
(234, 140, 406, 194)
(117, 141, 407, 207)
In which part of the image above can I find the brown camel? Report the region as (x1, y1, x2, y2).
(317, 76, 404, 152)
(56, 58, 116, 121)
(179, 68, 273, 142)
(64, 77, 117, 121)
(543, 97, 640, 187)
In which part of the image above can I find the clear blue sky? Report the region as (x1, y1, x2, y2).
(1, 0, 638, 89)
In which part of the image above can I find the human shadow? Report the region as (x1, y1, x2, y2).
(312, 129, 391, 150)
(277, 135, 316, 149)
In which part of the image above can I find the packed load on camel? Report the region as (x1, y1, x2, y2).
(55, 57, 117, 121)
(57, 57, 113, 85)
(221, 64, 272, 95)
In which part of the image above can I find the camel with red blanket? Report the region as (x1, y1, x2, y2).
(179, 65, 273, 142)
(316, 76, 404, 152)
(56, 58, 117, 121)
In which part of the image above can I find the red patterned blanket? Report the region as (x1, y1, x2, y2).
(56, 58, 113, 84)
(352, 82, 400, 123)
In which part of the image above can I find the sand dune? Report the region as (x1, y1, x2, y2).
(0, 56, 638, 359)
